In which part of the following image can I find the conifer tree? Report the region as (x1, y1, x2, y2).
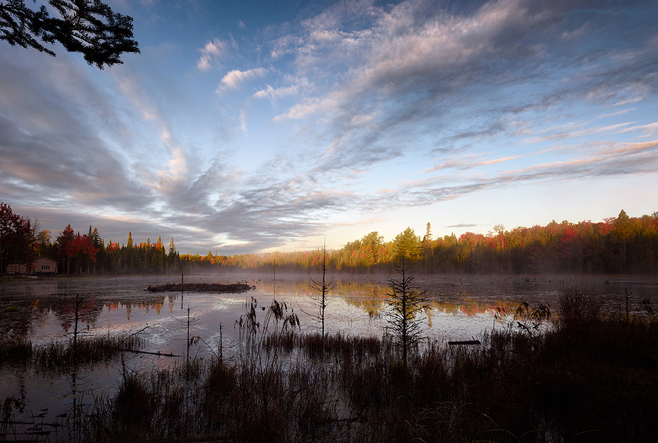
(393, 227, 422, 261)
(1, 0, 140, 69)
(386, 258, 428, 366)
(91, 227, 100, 247)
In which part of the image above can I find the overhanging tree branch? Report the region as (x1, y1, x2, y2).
(0, 0, 139, 69)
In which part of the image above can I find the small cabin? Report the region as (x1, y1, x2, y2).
(32, 257, 58, 274)
(7, 257, 58, 275)
(7, 263, 24, 274)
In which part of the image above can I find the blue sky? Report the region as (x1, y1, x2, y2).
(1, 0, 657, 255)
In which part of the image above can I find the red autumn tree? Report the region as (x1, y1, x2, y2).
(65, 234, 99, 274)
(0, 202, 35, 273)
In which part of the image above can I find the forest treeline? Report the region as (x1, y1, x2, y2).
(1, 202, 657, 275)
(0, 203, 181, 276)
(197, 209, 658, 275)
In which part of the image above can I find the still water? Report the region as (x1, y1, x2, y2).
(3, 273, 656, 351)
(1, 272, 656, 433)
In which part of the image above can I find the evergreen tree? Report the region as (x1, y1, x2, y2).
(612, 209, 632, 272)
(393, 227, 421, 261)
(386, 258, 428, 366)
(423, 222, 432, 243)
(423, 222, 433, 271)
(56, 224, 75, 274)
(1, 0, 140, 69)
(91, 227, 101, 247)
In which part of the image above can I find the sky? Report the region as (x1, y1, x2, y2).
(1, 0, 657, 256)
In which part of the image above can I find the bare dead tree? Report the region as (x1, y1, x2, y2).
(305, 241, 332, 351)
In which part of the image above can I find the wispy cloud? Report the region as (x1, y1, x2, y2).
(378, 139, 658, 208)
(216, 67, 267, 92)
(253, 84, 299, 100)
(114, 73, 161, 121)
(197, 38, 227, 72)
(526, 122, 636, 144)
(264, 0, 658, 177)
(422, 154, 523, 173)
(0, 52, 155, 213)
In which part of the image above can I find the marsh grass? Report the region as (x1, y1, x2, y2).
(0, 338, 32, 363)
(26, 318, 658, 442)
(0, 333, 144, 370)
(5, 286, 658, 442)
(32, 333, 145, 369)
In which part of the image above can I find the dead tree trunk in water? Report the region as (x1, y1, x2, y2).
(306, 241, 331, 352)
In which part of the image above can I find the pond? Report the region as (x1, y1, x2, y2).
(1, 272, 656, 438)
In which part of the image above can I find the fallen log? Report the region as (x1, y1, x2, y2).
(448, 340, 481, 346)
(145, 282, 254, 293)
(121, 348, 181, 357)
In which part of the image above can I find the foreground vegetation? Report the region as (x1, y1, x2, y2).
(0, 332, 144, 369)
(2, 287, 657, 442)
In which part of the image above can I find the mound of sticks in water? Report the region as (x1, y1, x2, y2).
(146, 282, 254, 293)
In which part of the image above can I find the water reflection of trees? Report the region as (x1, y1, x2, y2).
(0, 286, 173, 339)
(0, 300, 48, 337)
(250, 279, 526, 321)
(52, 294, 102, 332)
(1, 277, 568, 340)
(340, 282, 523, 320)
(339, 283, 388, 318)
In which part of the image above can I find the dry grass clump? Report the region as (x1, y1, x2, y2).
(0, 333, 144, 369)
(0, 338, 32, 363)
(556, 283, 603, 329)
(33, 333, 145, 369)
